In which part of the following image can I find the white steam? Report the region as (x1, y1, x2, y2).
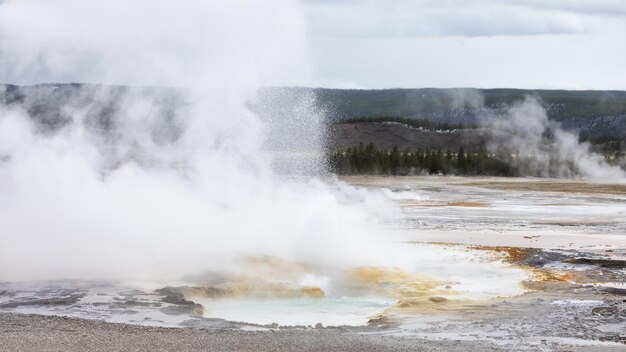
(0, 0, 394, 281)
(0, 0, 312, 87)
(480, 96, 626, 181)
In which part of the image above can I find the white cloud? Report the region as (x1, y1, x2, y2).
(305, 0, 626, 89)
(0, 0, 624, 89)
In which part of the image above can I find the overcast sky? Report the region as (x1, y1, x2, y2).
(303, 0, 626, 89)
(0, 0, 624, 90)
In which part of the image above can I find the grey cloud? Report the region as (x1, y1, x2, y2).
(304, 0, 621, 38)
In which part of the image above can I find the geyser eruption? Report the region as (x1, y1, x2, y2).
(480, 96, 626, 181)
(0, 0, 530, 327)
(0, 0, 384, 281)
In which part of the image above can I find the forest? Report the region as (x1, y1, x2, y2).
(328, 142, 626, 177)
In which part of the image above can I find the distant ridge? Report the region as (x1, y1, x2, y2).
(306, 88, 626, 139)
(2, 84, 626, 141)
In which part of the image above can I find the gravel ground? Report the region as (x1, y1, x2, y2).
(2, 313, 624, 352)
(0, 313, 505, 352)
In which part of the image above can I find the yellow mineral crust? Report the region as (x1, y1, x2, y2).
(184, 281, 325, 299)
(346, 267, 459, 299)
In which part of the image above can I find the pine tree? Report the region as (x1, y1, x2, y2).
(457, 146, 466, 173)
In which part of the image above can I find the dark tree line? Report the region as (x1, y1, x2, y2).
(328, 143, 514, 176)
(329, 143, 626, 177)
(580, 135, 626, 153)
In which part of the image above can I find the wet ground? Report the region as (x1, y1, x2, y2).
(1, 176, 625, 350)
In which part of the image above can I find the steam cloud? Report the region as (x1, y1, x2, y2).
(480, 96, 626, 181)
(0, 0, 621, 291)
(0, 0, 397, 282)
